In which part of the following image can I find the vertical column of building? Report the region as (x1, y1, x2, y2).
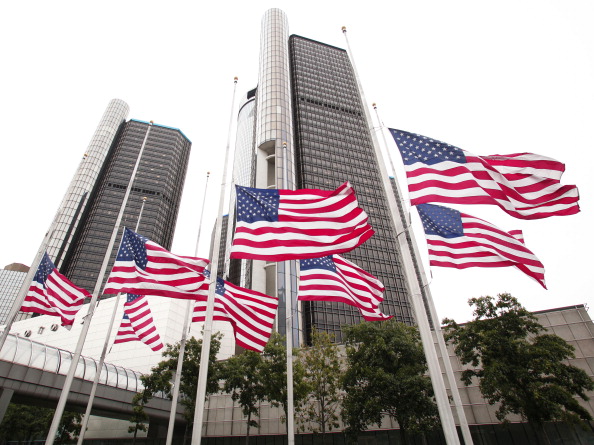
(253, 8, 298, 338)
(289, 36, 418, 343)
(223, 89, 257, 288)
(61, 120, 192, 294)
(46, 99, 129, 269)
(0, 264, 30, 325)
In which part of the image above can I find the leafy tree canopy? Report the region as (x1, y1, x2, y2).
(221, 349, 266, 442)
(341, 319, 439, 443)
(260, 331, 308, 423)
(132, 333, 223, 427)
(296, 329, 343, 434)
(444, 293, 594, 431)
(0, 403, 81, 444)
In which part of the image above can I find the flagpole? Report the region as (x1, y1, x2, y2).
(46, 122, 154, 445)
(373, 104, 473, 445)
(282, 141, 296, 445)
(191, 77, 238, 445)
(166, 171, 210, 445)
(76, 197, 148, 445)
(0, 153, 91, 353)
(341, 27, 460, 445)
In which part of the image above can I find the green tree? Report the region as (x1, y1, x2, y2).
(0, 403, 81, 444)
(129, 392, 149, 444)
(221, 350, 266, 444)
(342, 320, 439, 444)
(130, 334, 223, 439)
(444, 293, 594, 444)
(296, 329, 342, 434)
(260, 332, 308, 424)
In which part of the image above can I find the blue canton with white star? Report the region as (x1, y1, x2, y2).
(417, 204, 464, 239)
(126, 294, 141, 303)
(389, 128, 467, 166)
(215, 277, 226, 296)
(235, 185, 280, 223)
(116, 228, 149, 269)
(34, 253, 56, 286)
(299, 256, 337, 273)
(122, 294, 141, 320)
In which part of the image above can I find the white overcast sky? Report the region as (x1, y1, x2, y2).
(1, 1, 592, 324)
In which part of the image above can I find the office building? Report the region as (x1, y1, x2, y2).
(0, 264, 30, 325)
(47, 99, 130, 270)
(60, 118, 192, 294)
(227, 9, 421, 344)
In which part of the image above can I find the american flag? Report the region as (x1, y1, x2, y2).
(20, 253, 89, 326)
(390, 129, 579, 219)
(103, 228, 210, 300)
(230, 182, 374, 261)
(192, 278, 278, 352)
(114, 294, 163, 351)
(417, 203, 546, 288)
(298, 255, 393, 321)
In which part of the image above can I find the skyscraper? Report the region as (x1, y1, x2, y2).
(0, 263, 30, 325)
(47, 99, 130, 270)
(227, 9, 422, 344)
(60, 118, 192, 294)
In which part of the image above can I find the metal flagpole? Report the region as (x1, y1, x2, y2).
(165, 171, 210, 445)
(46, 122, 154, 445)
(373, 104, 473, 445)
(0, 222, 58, 351)
(282, 141, 296, 444)
(0, 153, 91, 353)
(76, 197, 148, 445)
(191, 77, 238, 445)
(341, 27, 460, 444)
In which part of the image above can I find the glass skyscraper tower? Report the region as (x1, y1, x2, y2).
(228, 9, 422, 344)
(60, 118, 192, 294)
(47, 99, 130, 270)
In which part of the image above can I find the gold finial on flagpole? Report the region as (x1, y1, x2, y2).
(234, 77, 238, 83)
(372, 103, 377, 109)
(149, 120, 154, 125)
(342, 26, 347, 33)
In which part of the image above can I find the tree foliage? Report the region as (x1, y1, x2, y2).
(260, 331, 308, 423)
(296, 329, 342, 434)
(131, 333, 224, 434)
(0, 403, 81, 444)
(341, 320, 439, 444)
(444, 293, 594, 438)
(221, 350, 266, 443)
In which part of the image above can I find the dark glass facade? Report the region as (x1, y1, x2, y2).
(210, 214, 229, 279)
(61, 119, 191, 295)
(289, 35, 416, 343)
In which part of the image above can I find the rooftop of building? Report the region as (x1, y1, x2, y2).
(130, 119, 191, 144)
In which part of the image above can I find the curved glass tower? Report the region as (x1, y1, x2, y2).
(61, 120, 191, 294)
(253, 9, 299, 339)
(47, 99, 129, 268)
(225, 88, 256, 288)
(224, 8, 424, 345)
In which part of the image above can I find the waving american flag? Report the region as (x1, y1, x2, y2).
(230, 182, 374, 261)
(298, 255, 392, 321)
(21, 253, 89, 326)
(114, 294, 163, 351)
(103, 228, 210, 300)
(417, 203, 546, 288)
(390, 128, 579, 219)
(193, 278, 278, 352)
